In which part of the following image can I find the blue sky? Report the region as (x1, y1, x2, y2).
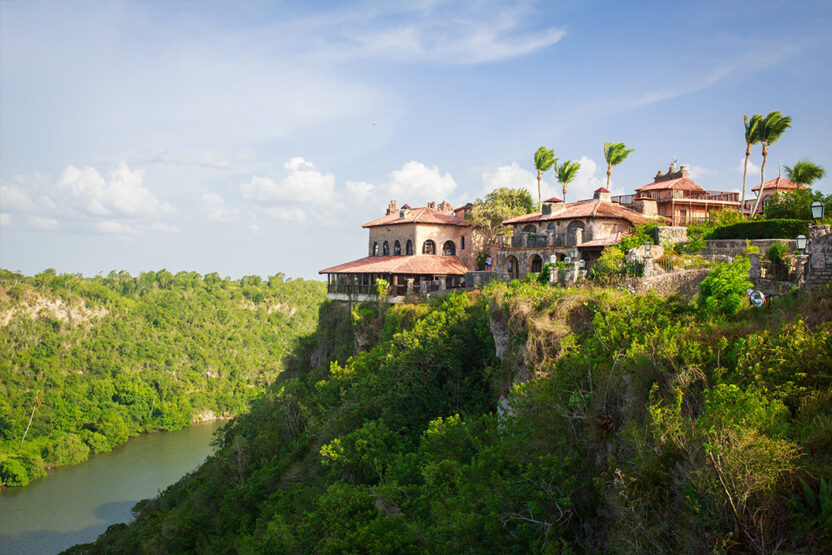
(2, 0, 831, 280)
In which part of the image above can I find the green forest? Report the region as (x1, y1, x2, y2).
(0, 269, 325, 487)
(72, 274, 832, 553)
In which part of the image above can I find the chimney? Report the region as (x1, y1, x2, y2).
(633, 196, 657, 217)
(593, 187, 611, 202)
(399, 208, 409, 220)
(680, 165, 689, 177)
(386, 200, 397, 215)
(542, 199, 566, 216)
(427, 201, 436, 210)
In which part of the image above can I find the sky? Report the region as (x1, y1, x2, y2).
(2, 0, 831, 281)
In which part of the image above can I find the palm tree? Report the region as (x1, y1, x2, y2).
(751, 111, 792, 217)
(555, 160, 581, 203)
(603, 142, 635, 188)
(741, 114, 762, 209)
(533, 146, 557, 210)
(784, 160, 826, 186)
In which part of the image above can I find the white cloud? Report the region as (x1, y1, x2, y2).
(240, 157, 335, 205)
(686, 165, 715, 180)
(737, 157, 761, 180)
(200, 192, 239, 222)
(56, 163, 175, 218)
(0, 185, 37, 212)
(261, 205, 307, 222)
(26, 215, 59, 230)
(0, 213, 10, 227)
(568, 156, 607, 200)
(481, 162, 536, 196)
(345, 180, 375, 201)
(384, 161, 456, 203)
(147, 222, 180, 233)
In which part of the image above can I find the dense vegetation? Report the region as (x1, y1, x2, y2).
(76, 277, 832, 553)
(0, 269, 325, 487)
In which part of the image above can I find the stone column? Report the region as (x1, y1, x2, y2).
(748, 253, 761, 280)
(406, 278, 414, 295)
(793, 254, 809, 286)
(439, 277, 447, 293)
(643, 256, 653, 278)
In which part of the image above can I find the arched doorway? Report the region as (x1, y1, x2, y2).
(394, 240, 401, 256)
(506, 255, 519, 280)
(382, 241, 390, 256)
(530, 255, 543, 273)
(422, 240, 436, 254)
(567, 221, 585, 246)
(406, 240, 414, 255)
(442, 240, 456, 256)
(373, 242, 379, 256)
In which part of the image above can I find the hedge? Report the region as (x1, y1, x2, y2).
(708, 219, 810, 240)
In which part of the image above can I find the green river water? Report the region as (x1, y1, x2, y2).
(0, 420, 221, 554)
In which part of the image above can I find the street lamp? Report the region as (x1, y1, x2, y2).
(643, 241, 652, 255)
(811, 200, 825, 220)
(570, 248, 578, 260)
(796, 234, 808, 254)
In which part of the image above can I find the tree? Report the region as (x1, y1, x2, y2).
(750, 111, 791, 217)
(603, 142, 635, 188)
(534, 146, 557, 210)
(555, 160, 581, 203)
(784, 160, 826, 186)
(19, 392, 41, 446)
(741, 114, 762, 209)
(764, 188, 831, 220)
(466, 187, 535, 246)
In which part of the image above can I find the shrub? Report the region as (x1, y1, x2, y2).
(698, 257, 752, 318)
(0, 458, 30, 486)
(709, 219, 809, 240)
(765, 242, 791, 280)
(590, 247, 624, 283)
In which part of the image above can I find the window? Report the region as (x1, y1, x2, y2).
(406, 240, 414, 255)
(567, 221, 585, 246)
(423, 240, 436, 254)
(522, 224, 536, 234)
(530, 255, 543, 273)
(373, 242, 379, 256)
(382, 241, 390, 256)
(547, 223, 556, 233)
(442, 240, 456, 256)
(394, 240, 401, 256)
(461, 236, 465, 250)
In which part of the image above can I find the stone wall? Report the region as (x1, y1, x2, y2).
(703, 238, 795, 260)
(654, 226, 688, 245)
(620, 268, 710, 299)
(805, 224, 832, 288)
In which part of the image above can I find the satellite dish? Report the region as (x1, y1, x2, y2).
(749, 290, 765, 308)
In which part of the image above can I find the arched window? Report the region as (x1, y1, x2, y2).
(506, 255, 519, 279)
(567, 221, 585, 246)
(442, 240, 456, 256)
(382, 241, 390, 256)
(530, 255, 543, 273)
(394, 240, 401, 256)
(422, 240, 436, 254)
(547, 223, 556, 233)
(522, 224, 536, 234)
(406, 240, 414, 255)
(373, 242, 379, 256)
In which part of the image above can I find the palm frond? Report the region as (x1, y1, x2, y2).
(784, 160, 826, 186)
(534, 146, 556, 172)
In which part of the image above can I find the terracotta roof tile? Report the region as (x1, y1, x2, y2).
(320, 255, 469, 276)
(636, 177, 706, 193)
(362, 206, 469, 228)
(594, 187, 610, 193)
(544, 196, 563, 203)
(751, 177, 804, 192)
(502, 199, 650, 225)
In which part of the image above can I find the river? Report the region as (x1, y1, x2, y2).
(0, 420, 222, 555)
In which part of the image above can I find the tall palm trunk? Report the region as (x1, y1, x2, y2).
(562, 185, 567, 203)
(751, 144, 769, 217)
(537, 170, 542, 210)
(20, 402, 38, 446)
(606, 167, 612, 188)
(740, 144, 751, 210)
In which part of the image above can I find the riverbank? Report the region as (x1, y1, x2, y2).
(0, 421, 221, 555)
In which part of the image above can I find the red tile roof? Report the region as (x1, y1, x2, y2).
(502, 199, 650, 225)
(320, 255, 469, 276)
(363, 206, 469, 228)
(751, 177, 804, 192)
(544, 196, 563, 203)
(579, 232, 624, 248)
(636, 177, 705, 193)
(594, 187, 610, 193)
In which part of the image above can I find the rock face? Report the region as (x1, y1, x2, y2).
(703, 239, 794, 260)
(621, 268, 710, 298)
(0, 295, 108, 327)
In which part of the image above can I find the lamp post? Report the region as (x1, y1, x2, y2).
(796, 234, 807, 254)
(570, 248, 578, 261)
(811, 200, 825, 221)
(643, 241, 652, 256)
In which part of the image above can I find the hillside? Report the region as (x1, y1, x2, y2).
(0, 269, 326, 487)
(71, 278, 832, 553)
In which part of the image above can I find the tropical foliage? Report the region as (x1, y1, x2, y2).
(741, 114, 762, 207)
(74, 281, 832, 553)
(466, 187, 535, 246)
(0, 269, 325, 486)
(785, 160, 826, 186)
(603, 141, 634, 188)
(751, 111, 792, 217)
(533, 146, 557, 210)
(555, 159, 581, 203)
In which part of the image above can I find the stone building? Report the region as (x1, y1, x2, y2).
(615, 163, 740, 225)
(498, 188, 656, 279)
(746, 176, 805, 212)
(319, 200, 477, 302)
